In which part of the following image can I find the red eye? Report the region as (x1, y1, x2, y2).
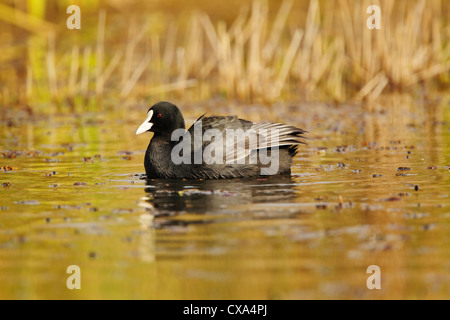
(157, 113, 162, 118)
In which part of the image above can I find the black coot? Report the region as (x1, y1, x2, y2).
(136, 101, 306, 179)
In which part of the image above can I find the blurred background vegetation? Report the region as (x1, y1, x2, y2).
(0, 0, 449, 115)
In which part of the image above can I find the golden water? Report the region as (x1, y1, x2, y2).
(0, 98, 449, 299)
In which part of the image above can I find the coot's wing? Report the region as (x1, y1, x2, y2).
(185, 116, 306, 164)
(185, 115, 252, 164)
(220, 122, 306, 164)
(250, 122, 307, 147)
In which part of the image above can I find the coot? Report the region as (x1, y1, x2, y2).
(136, 101, 306, 179)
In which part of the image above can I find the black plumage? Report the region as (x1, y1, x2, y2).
(136, 101, 306, 179)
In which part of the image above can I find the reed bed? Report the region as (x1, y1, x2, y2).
(0, 0, 448, 113)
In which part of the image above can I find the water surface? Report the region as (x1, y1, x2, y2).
(1, 99, 449, 299)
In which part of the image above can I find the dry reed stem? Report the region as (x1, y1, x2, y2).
(150, 35, 162, 91)
(355, 71, 388, 101)
(46, 32, 58, 99)
(163, 24, 178, 68)
(199, 13, 220, 55)
(2, 88, 10, 107)
(95, 10, 106, 97)
(68, 45, 79, 97)
(80, 46, 91, 96)
(122, 20, 150, 86)
(148, 79, 198, 95)
(120, 56, 151, 98)
(0, 2, 56, 35)
(262, 0, 293, 63)
(101, 50, 123, 85)
(26, 63, 33, 100)
(271, 29, 303, 99)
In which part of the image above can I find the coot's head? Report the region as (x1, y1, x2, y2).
(136, 101, 186, 136)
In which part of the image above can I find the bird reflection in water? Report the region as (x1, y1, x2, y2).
(140, 175, 300, 229)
